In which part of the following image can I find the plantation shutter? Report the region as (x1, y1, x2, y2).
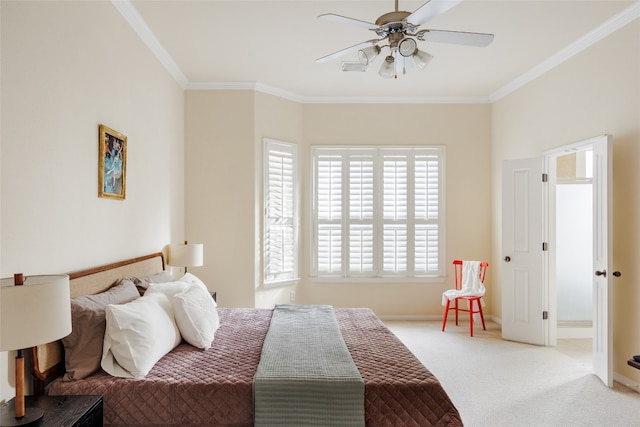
(382, 154, 409, 274)
(348, 153, 375, 275)
(414, 152, 441, 273)
(312, 146, 444, 279)
(315, 153, 343, 275)
(264, 140, 297, 284)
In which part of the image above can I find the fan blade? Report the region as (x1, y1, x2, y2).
(406, 0, 463, 27)
(318, 13, 379, 31)
(316, 40, 379, 63)
(420, 30, 494, 47)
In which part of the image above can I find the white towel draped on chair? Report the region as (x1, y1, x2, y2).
(441, 260, 486, 306)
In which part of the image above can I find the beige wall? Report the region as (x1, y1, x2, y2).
(185, 90, 305, 308)
(184, 90, 304, 308)
(0, 1, 184, 401)
(300, 104, 492, 317)
(253, 92, 304, 308)
(184, 90, 256, 308)
(185, 94, 492, 315)
(492, 21, 640, 382)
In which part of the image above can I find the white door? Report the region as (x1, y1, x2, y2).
(501, 158, 546, 345)
(592, 135, 613, 387)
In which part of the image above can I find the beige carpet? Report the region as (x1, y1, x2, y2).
(385, 320, 640, 427)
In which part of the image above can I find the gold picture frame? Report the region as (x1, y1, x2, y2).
(98, 124, 127, 200)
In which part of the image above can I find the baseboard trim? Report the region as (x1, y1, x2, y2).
(614, 372, 640, 394)
(379, 314, 440, 321)
(379, 314, 499, 322)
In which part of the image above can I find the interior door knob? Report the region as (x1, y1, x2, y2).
(613, 271, 622, 277)
(504, 256, 511, 262)
(595, 270, 607, 277)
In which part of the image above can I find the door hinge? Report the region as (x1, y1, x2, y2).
(543, 311, 548, 320)
(542, 173, 548, 182)
(542, 242, 548, 251)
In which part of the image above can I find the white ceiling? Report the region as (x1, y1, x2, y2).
(122, 0, 639, 102)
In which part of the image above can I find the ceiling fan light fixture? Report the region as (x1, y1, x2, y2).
(398, 38, 418, 57)
(357, 45, 381, 66)
(412, 49, 433, 70)
(379, 55, 395, 79)
(317, 0, 494, 79)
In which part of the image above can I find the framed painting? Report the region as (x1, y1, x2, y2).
(98, 124, 127, 200)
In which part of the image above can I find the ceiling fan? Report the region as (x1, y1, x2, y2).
(316, 0, 494, 79)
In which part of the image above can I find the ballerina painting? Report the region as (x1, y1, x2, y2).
(98, 124, 127, 200)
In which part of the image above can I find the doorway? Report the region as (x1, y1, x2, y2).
(553, 149, 594, 367)
(555, 149, 593, 338)
(503, 134, 612, 386)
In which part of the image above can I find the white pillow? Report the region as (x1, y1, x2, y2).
(177, 273, 209, 292)
(144, 280, 190, 298)
(173, 284, 220, 350)
(101, 291, 181, 378)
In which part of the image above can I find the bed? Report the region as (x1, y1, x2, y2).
(35, 252, 463, 426)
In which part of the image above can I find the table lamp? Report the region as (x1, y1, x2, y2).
(0, 274, 71, 426)
(168, 241, 203, 273)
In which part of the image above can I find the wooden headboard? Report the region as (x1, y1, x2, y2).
(32, 252, 165, 394)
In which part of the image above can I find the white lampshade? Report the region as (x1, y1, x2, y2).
(0, 275, 71, 351)
(168, 243, 204, 268)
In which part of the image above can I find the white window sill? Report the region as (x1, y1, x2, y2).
(262, 278, 300, 289)
(310, 276, 445, 284)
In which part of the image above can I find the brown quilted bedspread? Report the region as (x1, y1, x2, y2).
(49, 307, 462, 426)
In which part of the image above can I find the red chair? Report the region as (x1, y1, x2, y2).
(442, 260, 489, 337)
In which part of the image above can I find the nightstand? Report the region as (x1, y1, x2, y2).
(0, 395, 102, 427)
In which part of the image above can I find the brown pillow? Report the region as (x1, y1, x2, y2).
(62, 280, 139, 380)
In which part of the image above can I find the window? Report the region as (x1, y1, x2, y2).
(263, 139, 298, 285)
(312, 146, 445, 280)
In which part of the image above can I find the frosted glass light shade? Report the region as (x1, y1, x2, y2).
(379, 55, 395, 79)
(168, 243, 204, 268)
(413, 50, 434, 70)
(0, 275, 71, 351)
(358, 45, 380, 65)
(342, 62, 367, 72)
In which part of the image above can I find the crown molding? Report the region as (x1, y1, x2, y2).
(300, 95, 491, 104)
(187, 82, 489, 104)
(111, 0, 188, 88)
(489, 1, 640, 102)
(186, 81, 307, 104)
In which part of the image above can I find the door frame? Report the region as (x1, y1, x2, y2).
(502, 134, 612, 385)
(542, 135, 612, 387)
(544, 143, 585, 346)
(543, 136, 601, 346)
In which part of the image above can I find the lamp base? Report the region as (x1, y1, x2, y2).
(0, 406, 43, 427)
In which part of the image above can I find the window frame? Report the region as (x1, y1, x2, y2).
(311, 145, 446, 282)
(262, 139, 299, 287)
